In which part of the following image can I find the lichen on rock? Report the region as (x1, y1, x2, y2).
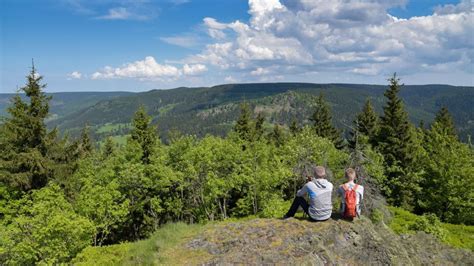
(185, 217, 473, 265)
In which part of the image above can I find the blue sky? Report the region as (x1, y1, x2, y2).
(1, 0, 472, 92)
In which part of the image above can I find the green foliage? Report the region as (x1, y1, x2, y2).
(72, 242, 133, 266)
(418, 122, 474, 224)
(130, 105, 158, 164)
(377, 74, 425, 208)
(72, 222, 203, 265)
(310, 94, 343, 148)
(102, 136, 115, 158)
(79, 124, 94, 156)
(388, 206, 474, 251)
(370, 208, 384, 224)
(254, 112, 265, 141)
(259, 196, 291, 218)
(268, 124, 286, 147)
(351, 98, 379, 147)
(0, 184, 94, 264)
(283, 127, 348, 192)
(410, 213, 447, 240)
(2, 70, 474, 264)
(434, 107, 457, 138)
(73, 156, 129, 246)
(0, 65, 54, 191)
(289, 118, 300, 136)
(234, 102, 254, 142)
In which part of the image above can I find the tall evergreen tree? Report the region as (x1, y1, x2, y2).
(234, 102, 253, 142)
(0, 63, 54, 190)
(254, 112, 265, 141)
(378, 73, 421, 208)
(130, 106, 157, 164)
(310, 94, 343, 148)
(289, 117, 300, 136)
(268, 124, 286, 147)
(350, 98, 379, 148)
(433, 107, 457, 138)
(378, 74, 415, 167)
(79, 125, 94, 156)
(102, 136, 115, 158)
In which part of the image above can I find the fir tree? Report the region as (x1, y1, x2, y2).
(234, 102, 253, 142)
(102, 136, 115, 158)
(310, 94, 343, 148)
(254, 112, 265, 141)
(350, 98, 379, 148)
(268, 124, 285, 147)
(289, 118, 300, 136)
(378, 74, 416, 167)
(433, 107, 457, 138)
(378, 73, 421, 207)
(0, 63, 53, 190)
(79, 125, 94, 156)
(130, 106, 158, 164)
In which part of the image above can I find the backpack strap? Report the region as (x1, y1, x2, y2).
(341, 184, 348, 191)
(353, 184, 359, 191)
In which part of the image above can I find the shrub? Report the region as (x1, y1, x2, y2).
(0, 185, 94, 265)
(370, 208, 384, 224)
(410, 213, 447, 240)
(260, 196, 291, 218)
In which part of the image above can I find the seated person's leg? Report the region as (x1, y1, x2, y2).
(284, 196, 309, 218)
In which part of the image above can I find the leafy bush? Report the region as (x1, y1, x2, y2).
(370, 208, 384, 224)
(409, 213, 447, 240)
(259, 196, 291, 218)
(389, 206, 473, 251)
(0, 185, 94, 265)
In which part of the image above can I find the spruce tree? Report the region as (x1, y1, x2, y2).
(378, 74, 416, 166)
(310, 94, 343, 148)
(254, 112, 265, 141)
(433, 107, 457, 138)
(130, 106, 157, 164)
(268, 124, 285, 147)
(102, 136, 115, 158)
(0, 63, 53, 190)
(289, 118, 300, 136)
(234, 102, 253, 142)
(79, 125, 94, 156)
(378, 73, 421, 207)
(350, 98, 379, 147)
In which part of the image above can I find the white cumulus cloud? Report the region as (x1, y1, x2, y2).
(92, 56, 207, 80)
(187, 0, 473, 79)
(68, 71, 82, 80)
(182, 64, 207, 75)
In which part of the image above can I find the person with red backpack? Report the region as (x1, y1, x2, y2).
(337, 168, 364, 220)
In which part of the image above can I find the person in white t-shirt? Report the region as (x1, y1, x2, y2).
(337, 168, 364, 217)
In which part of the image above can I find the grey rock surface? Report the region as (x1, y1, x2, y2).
(185, 217, 473, 265)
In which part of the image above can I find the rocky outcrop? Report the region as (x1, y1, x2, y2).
(185, 217, 472, 265)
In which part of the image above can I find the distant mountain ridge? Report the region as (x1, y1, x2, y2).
(0, 91, 132, 121)
(1, 83, 473, 142)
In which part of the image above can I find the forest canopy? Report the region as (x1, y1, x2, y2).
(0, 68, 473, 264)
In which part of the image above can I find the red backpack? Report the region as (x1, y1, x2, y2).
(342, 184, 359, 218)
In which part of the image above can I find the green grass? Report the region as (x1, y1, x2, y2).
(97, 135, 130, 148)
(158, 103, 177, 116)
(96, 123, 131, 134)
(388, 206, 474, 251)
(72, 222, 207, 265)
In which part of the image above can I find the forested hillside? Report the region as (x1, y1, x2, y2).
(0, 70, 472, 265)
(0, 91, 131, 121)
(42, 83, 474, 142)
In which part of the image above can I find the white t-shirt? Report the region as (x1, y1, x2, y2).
(337, 181, 364, 216)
